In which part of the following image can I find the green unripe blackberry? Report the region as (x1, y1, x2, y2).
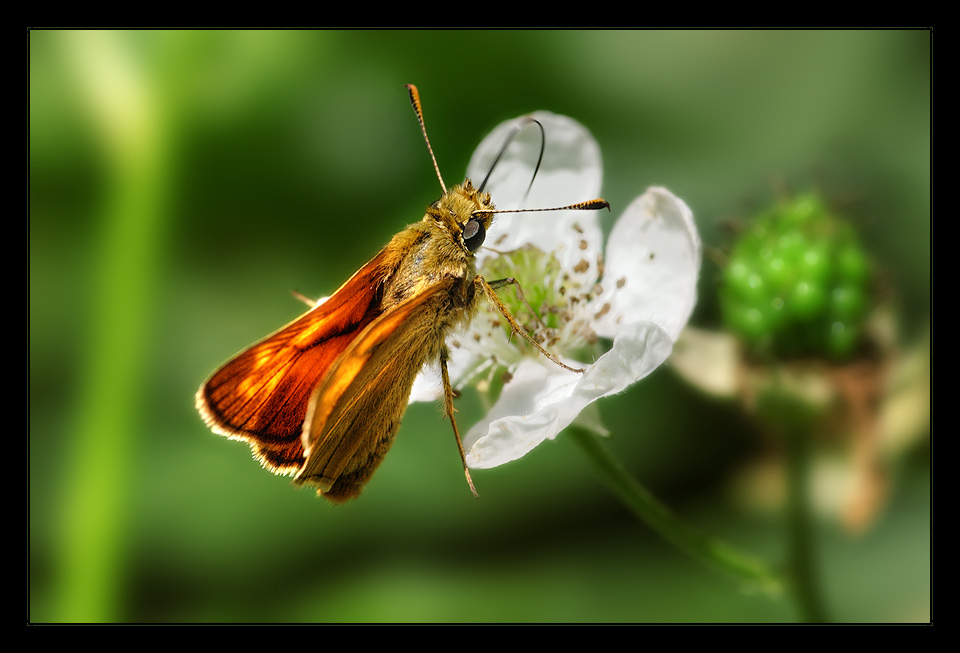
(721, 193, 872, 360)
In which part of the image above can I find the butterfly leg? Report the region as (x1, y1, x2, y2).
(485, 275, 551, 332)
(476, 276, 585, 374)
(441, 346, 479, 498)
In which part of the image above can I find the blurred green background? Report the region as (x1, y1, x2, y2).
(30, 30, 929, 623)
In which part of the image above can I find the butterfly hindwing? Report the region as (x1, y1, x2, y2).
(294, 277, 456, 501)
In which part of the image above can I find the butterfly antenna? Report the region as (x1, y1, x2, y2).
(473, 198, 611, 218)
(478, 117, 545, 207)
(406, 84, 446, 195)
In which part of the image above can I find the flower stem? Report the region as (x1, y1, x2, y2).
(569, 427, 783, 596)
(782, 418, 830, 622)
(50, 31, 194, 623)
(753, 378, 832, 622)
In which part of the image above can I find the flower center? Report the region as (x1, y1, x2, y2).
(475, 245, 601, 361)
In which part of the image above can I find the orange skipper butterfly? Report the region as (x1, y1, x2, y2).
(196, 85, 608, 502)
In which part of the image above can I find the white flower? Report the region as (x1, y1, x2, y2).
(411, 112, 702, 469)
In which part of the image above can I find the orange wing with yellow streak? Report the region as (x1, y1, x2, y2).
(293, 276, 456, 502)
(196, 250, 389, 474)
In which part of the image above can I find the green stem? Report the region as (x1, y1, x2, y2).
(569, 427, 783, 596)
(754, 373, 832, 623)
(51, 31, 195, 623)
(783, 422, 830, 622)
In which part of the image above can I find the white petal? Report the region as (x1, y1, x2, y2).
(592, 187, 701, 342)
(409, 362, 443, 403)
(467, 112, 605, 278)
(462, 359, 578, 468)
(408, 337, 503, 405)
(669, 327, 741, 398)
(467, 111, 603, 210)
(464, 320, 675, 468)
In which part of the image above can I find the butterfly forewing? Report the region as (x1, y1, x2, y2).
(196, 250, 389, 473)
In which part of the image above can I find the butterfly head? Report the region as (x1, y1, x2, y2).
(426, 179, 496, 254)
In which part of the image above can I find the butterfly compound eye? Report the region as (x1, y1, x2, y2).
(462, 218, 486, 252)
